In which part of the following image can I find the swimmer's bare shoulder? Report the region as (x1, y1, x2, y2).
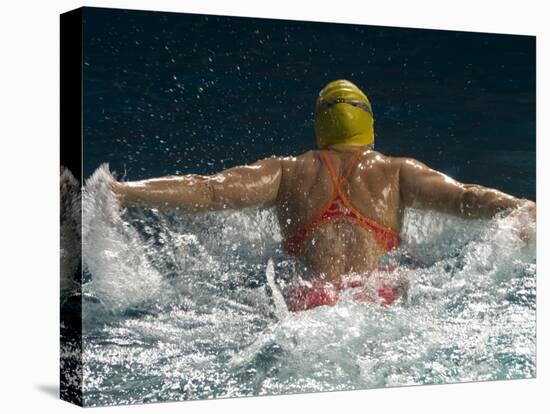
(355, 150, 401, 179)
(277, 150, 319, 181)
(291, 149, 319, 165)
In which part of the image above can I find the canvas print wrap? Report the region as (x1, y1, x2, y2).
(60, 6, 536, 407)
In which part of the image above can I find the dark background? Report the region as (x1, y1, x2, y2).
(82, 7, 536, 200)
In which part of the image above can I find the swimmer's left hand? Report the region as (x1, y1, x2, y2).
(509, 200, 536, 243)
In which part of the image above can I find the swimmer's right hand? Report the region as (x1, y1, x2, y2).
(111, 181, 127, 205)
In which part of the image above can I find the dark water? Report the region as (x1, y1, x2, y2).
(82, 6, 535, 200)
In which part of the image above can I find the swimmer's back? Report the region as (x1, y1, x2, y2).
(275, 148, 403, 279)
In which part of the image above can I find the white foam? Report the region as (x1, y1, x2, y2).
(82, 164, 165, 314)
(81, 165, 536, 404)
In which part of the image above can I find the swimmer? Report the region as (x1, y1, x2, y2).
(112, 80, 536, 311)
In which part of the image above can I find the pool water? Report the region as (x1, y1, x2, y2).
(74, 165, 535, 406)
(82, 8, 535, 200)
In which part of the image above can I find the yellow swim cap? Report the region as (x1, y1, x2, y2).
(314, 80, 374, 149)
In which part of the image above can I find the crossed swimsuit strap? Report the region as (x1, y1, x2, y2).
(319, 150, 400, 252)
(283, 150, 400, 255)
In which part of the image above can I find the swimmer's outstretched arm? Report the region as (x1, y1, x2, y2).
(398, 158, 536, 220)
(112, 156, 283, 211)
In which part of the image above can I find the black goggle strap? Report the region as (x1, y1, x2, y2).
(316, 98, 373, 117)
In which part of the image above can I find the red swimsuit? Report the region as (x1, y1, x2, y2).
(283, 150, 401, 312)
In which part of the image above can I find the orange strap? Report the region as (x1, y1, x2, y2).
(319, 150, 400, 249)
(320, 150, 363, 198)
(283, 150, 400, 255)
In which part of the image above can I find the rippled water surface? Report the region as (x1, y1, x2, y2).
(78, 166, 535, 406)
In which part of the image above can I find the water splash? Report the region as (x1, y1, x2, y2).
(82, 164, 165, 315)
(265, 258, 290, 321)
(81, 165, 536, 406)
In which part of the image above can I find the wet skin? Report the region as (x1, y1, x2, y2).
(113, 145, 535, 283)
